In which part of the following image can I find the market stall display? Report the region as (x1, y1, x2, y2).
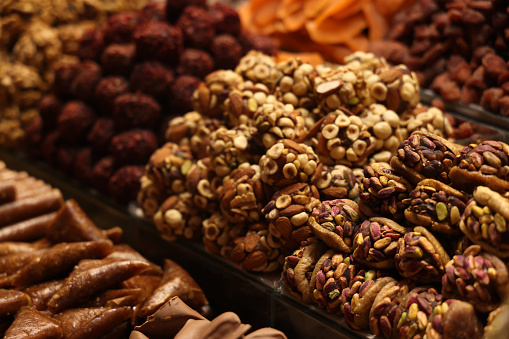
(30, 0, 277, 205)
(0, 0, 147, 149)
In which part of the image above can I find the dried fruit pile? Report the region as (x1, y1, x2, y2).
(0, 162, 209, 338)
(0, 0, 147, 149)
(238, 0, 416, 63)
(31, 0, 276, 205)
(370, 0, 509, 116)
(139, 50, 509, 338)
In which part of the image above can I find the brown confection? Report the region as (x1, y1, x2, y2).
(101, 43, 136, 76)
(10, 240, 114, 288)
(53, 62, 78, 98)
(39, 94, 63, 131)
(77, 27, 106, 61)
(209, 3, 241, 37)
(0, 290, 32, 318)
(87, 117, 115, 153)
(23, 280, 65, 311)
(23, 115, 43, 149)
(56, 147, 80, 175)
(104, 12, 141, 44)
(112, 93, 161, 130)
(47, 257, 150, 313)
(238, 31, 278, 56)
(139, 2, 167, 23)
(170, 75, 201, 114)
(133, 21, 183, 65)
(94, 76, 129, 114)
(72, 148, 95, 185)
(46, 199, 110, 243)
(0, 183, 15, 204)
(71, 60, 102, 102)
(133, 296, 287, 339)
(138, 259, 209, 319)
(40, 131, 61, 165)
(210, 34, 243, 70)
(109, 129, 157, 165)
(0, 212, 58, 242)
(0, 189, 63, 228)
(165, 0, 207, 23)
(176, 6, 215, 49)
(134, 296, 206, 338)
(108, 166, 145, 204)
(176, 49, 214, 79)
(130, 61, 174, 99)
(3, 306, 63, 339)
(54, 306, 132, 338)
(91, 156, 117, 194)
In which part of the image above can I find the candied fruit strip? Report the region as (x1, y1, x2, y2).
(46, 199, 108, 243)
(10, 239, 114, 287)
(47, 258, 151, 313)
(0, 189, 63, 227)
(0, 183, 15, 204)
(138, 259, 208, 319)
(0, 212, 57, 242)
(3, 306, 63, 339)
(0, 289, 32, 318)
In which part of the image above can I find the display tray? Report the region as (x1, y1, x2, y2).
(0, 149, 372, 339)
(421, 89, 509, 143)
(3, 99, 505, 338)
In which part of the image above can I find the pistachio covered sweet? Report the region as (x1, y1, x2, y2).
(404, 179, 469, 235)
(358, 162, 412, 222)
(352, 217, 407, 269)
(450, 140, 509, 193)
(308, 199, 361, 253)
(442, 245, 509, 313)
(395, 227, 450, 283)
(390, 131, 462, 186)
(459, 186, 509, 258)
